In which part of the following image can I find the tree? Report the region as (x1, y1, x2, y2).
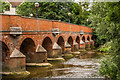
(89, 2, 120, 80)
(0, 0, 10, 13)
(16, 2, 90, 25)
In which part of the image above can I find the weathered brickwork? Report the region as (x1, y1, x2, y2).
(0, 14, 94, 72)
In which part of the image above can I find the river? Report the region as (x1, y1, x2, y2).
(2, 50, 104, 80)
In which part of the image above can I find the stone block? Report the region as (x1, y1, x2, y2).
(8, 48, 26, 72)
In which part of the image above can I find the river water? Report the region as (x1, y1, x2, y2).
(2, 50, 104, 80)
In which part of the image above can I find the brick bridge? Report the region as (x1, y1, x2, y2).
(0, 14, 94, 72)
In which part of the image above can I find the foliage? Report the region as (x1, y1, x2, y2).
(0, 1, 10, 13)
(16, 2, 90, 25)
(98, 42, 111, 53)
(89, 2, 120, 80)
(99, 56, 119, 80)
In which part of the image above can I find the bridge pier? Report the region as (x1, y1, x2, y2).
(80, 40, 85, 49)
(85, 40, 91, 50)
(2, 48, 30, 76)
(52, 42, 62, 58)
(64, 41, 71, 54)
(35, 45, 47, 62)
(73, 40, 79, 51)
(90, 40, 94, 48)
(8, 48, 26, 72)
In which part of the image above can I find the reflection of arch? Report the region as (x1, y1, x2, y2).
(82, 36, 85, 42)
(76, 36, 80, 44)
(42, 37, 52, 57)
(68, 36, 73, 48)
(57, 36, 64, 52)
(20, 38, 35, 62)
(0, 41, 10, 62)
(87, 36, 90, 41)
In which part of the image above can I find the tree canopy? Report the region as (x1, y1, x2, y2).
(0, 0, 10, 13)
(16, 2, 89, 25)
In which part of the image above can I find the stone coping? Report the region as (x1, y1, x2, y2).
(1, 71, 30, 76)
(26, 63, 52, 67)
(47, 58, 65, 62)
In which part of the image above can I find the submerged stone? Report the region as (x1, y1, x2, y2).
(62, 54, 74, 59)
(47, 58, 65, 62)
(1, 71, 30, 76)
(26, 63, 52, 67)
(72, 51, 81, 55)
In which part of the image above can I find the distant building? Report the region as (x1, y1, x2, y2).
(2, 0, 23, 15)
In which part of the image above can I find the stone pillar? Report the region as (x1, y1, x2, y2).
(52, 42, 62, 58)
(80, 40, 85, 49)
(90, 40, 94, 48)
(73, 40, 79, 51)
(35, 45, 47, 62)
(8, 48, 26, 72)
(64, 41, 71, 54)
(85, 40, 90, 49)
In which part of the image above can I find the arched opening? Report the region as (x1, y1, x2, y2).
(82, 36, 85, 42)
(57, 36, 64, 53)
(0, 41, 10, 71)
(87, 36, 90, 41)
(0, 41, 9, 62)
(42, 37, 52, 58)
(20, 38, 35, 62)
(76, 36, 80, 44)
(68, 36, 73, 51)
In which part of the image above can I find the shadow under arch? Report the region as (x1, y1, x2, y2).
(68, 36, 73, 51)
(0, 41, 10, 72)
(20, 38, 36, 62)
(76, 36, 80, 44)
(76, 36, 80, 48)
(82, 36, 85, 42)
(42, 37, 52, 58)
(57, 36, 64, 53)
(87, 36, 90, 41)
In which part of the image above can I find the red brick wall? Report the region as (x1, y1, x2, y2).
(1, 14, 93, 33)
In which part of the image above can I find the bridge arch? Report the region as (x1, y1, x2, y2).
(87, 36, 90, 41)
(76, 36, 80, 44)
(0, 41, 10, 62)
(42, 37, 53, 58)
(57, 36, 65, 52)
(20, 38, 36, 62)
(82, 36, 85, 42)
(67, 36, 73, 51)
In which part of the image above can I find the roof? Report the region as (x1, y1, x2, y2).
(8, 0, 24, 7)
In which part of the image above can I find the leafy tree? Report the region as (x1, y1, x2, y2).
(89, 2, 120, 80)
(0, 1, 10, 13)
(16, 2, 89, 25)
